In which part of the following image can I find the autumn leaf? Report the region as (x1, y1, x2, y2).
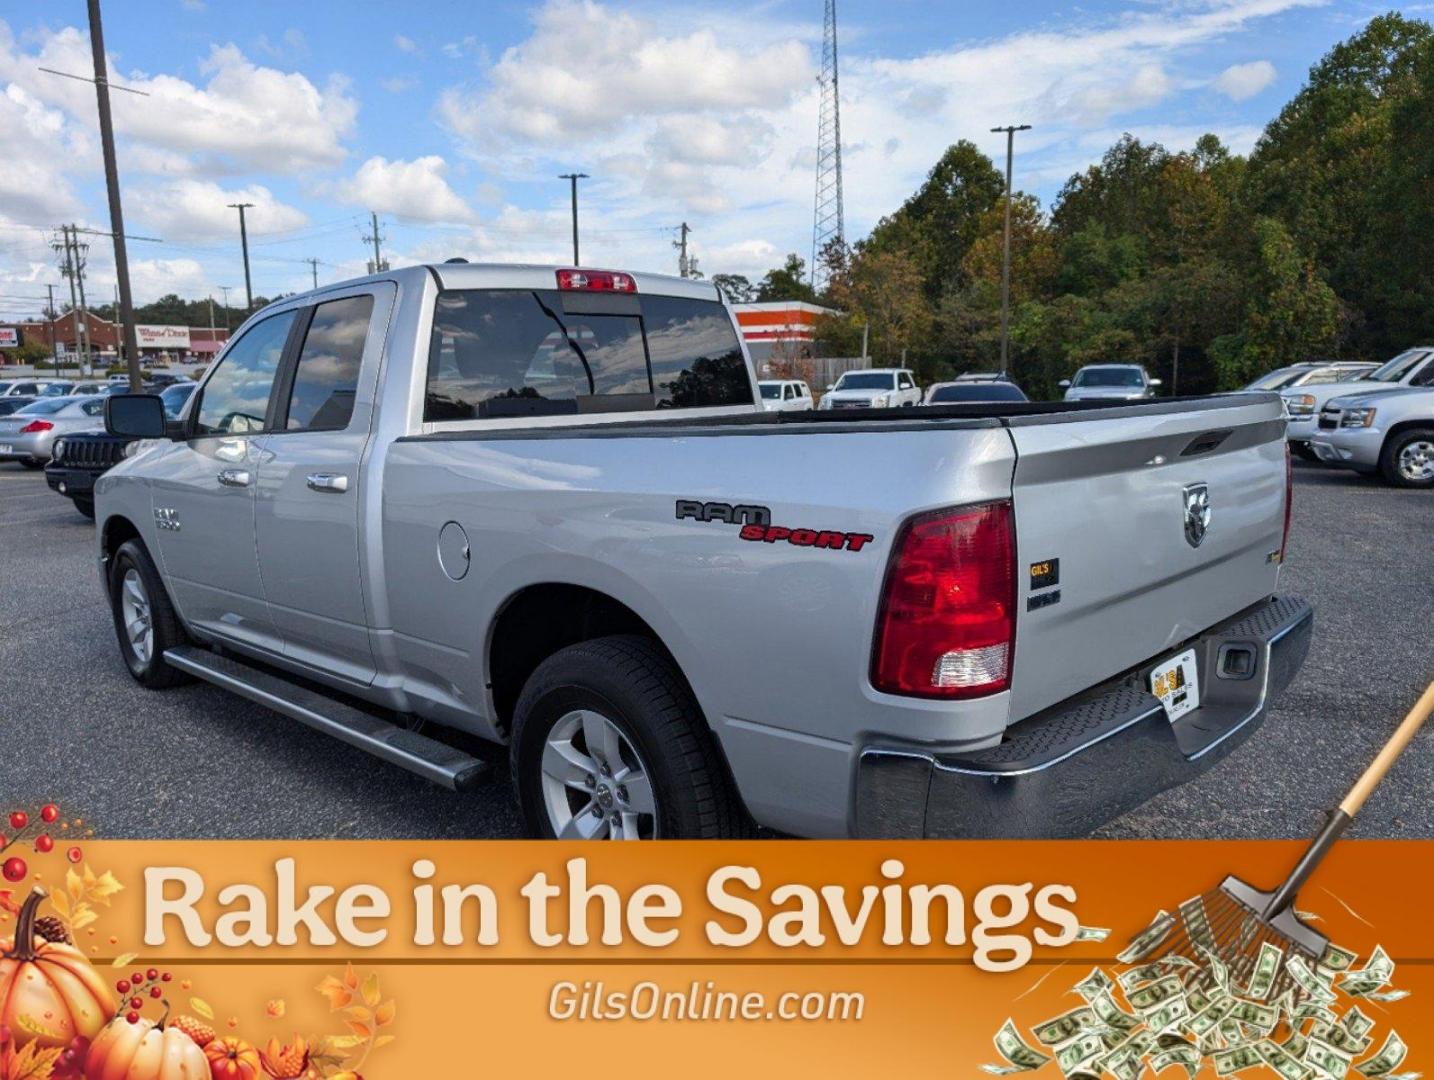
(3, 1041, 64, 1080)
(373, 1033, 396, 1049)
(342, 963, 359, 990)
(190, 997, 215, 1020)
(373, 1000, 395, 1027)
(71, 908, 98, 931)
(360, 972, 381, 1008)
(315, 975, 353, 1011)
(87, 869, 124, 905)
(0, 890, 19, 917)
(344, 1020, 371, 1040)
(46, 892, 69, 920)
(265, 999, 285, 1019)
(111, 952, 138, 968)
(320, 1035, 365, 1053)
(65, 869, 83, 905)
(342, 1006, 371, 1025)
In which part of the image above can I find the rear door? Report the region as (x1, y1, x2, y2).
(253, 284, 392, 685)
(1004, 397, 1288, 720)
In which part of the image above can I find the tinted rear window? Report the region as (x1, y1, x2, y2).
(929, 383, 1027, 402)
(425, 289, 751, 421)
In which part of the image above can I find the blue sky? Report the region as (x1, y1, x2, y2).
(0, 0, 1398, 313)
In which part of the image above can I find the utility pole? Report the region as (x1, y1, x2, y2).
(207, 295, 216, 333)
(46, 284, 59, 363)
(990, 124, 1031, 378)
(558, 173, 588, 264)
(305, 257, 320, 289)
(362, 212, 388, 274)
(674, 222, 691, 277)
(58, 226, 94, 375)
(87, 0, 143, 389)
(228, 202, 254, 312)
(218, 286, 232, 330)
(54, 230, 79, 368)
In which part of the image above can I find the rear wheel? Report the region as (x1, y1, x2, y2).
(1380, 428, 1434, 488)
(108, 540, 190, 688)
(511, 635, 750, 839)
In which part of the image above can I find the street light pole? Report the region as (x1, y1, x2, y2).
(227, 202, 255, 312)
(990, 124, 1031, 378)
(558, 172, 588, 265)
(218, 286, 232, 330)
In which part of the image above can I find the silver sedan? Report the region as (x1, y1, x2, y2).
(0, 395, 108, 468)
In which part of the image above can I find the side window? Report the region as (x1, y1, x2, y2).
(1411, 357, 1434, 387)
(194, 311, 296, 436)
(82, 399, 105, 417)
(783, 384, 795, 400)
(1304, 371, 1338, 385)
(899, 373, 915, 390)
(643, 295, 751, 409)
(283, 295, 374, 432)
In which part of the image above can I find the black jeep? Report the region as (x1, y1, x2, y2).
(45, 432, 135, 519)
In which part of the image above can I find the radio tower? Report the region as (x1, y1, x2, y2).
(810, 0, 844, 293)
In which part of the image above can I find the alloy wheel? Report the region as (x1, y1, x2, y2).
(540, 709, 657, 839)
(120, 568, 153, 665)
(1398, 440, 1433, 483)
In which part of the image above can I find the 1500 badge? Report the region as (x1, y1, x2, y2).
(676, 499, 874, 552)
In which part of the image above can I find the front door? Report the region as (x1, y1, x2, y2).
(148, 309, 298, 651)
(254, 288, 390, 685)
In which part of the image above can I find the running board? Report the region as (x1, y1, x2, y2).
(163, 645, 488, 791)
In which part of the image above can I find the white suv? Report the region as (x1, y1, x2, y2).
(758, 379, 814, 412)
(818, 368, 921, 410)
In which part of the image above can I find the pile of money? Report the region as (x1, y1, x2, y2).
(982, 905, 1415, 1080)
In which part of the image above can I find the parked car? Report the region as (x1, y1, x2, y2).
(954, 371, 1008, 383)
(0, 379, 46, 398)
(925, 381, 1028, 405)
(1240, 362, 1378, 393)
(0, 396, 37, 417)
(94, 262, 1309, 841)
(0, 395, 108, 467)
(147, 372, 194, 389)
(72, 381, 124, 396)
(39, 381, 76, 396)
(45, 386, 195, 518)
(1308, 386, 1434, 488)
(817, 368, 922, 409)
(1060, 364, 1161, 401)
(1282, 347, 1434, 459)
(758, 379, 814, 412)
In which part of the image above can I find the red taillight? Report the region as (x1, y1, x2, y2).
(1281, 443, 1293, 561)
(871, 501, 1016, 699)
(556, 268, 637, 293)
(19, 420, 54, 434)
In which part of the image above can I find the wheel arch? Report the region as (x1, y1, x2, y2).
(1381, 419, 1434, 454)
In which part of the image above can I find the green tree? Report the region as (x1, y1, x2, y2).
(711, 274, 754, 304)
(754, 255, 817, 303)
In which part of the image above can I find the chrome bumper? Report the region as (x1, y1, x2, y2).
(854, 595, 1314, 838)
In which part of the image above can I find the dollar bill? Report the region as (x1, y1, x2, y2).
(1146, 997, 1191, 1034)
(1343, 1007, 1376, 1040)
(1187, 986, 1212, 1015)
(1091, 991, 1141, 1034)
(1188, 997, 1237, 1038)
(1128, 975, 1185, 1014)
(1355, 1032, 1407, 1078)
(1214, 1044, 1264, 1075)
(1246, 941, 1285, 1001)
(1259, 1039, 1313, 1080)
(1074, 967, 1115, 1002)
(1151, 1044, 1201, 1078)
(1283, 1031, 1309, 1059)
(1076, 925, 1112, 942)
(1057, 1033, 1107, 1075)
(1295, 1001, 1339, 1028)
(1340, 947, 1394, 997)
(1200, 945, 1232, 993)
(1362, 989, 1409, 1003)
(1120, 962, 1172, 992)
(985, 1019, 1053, 1074)
(1228, 999, 1279, 1033)
(1119, 911, 1176, 964)
(1313, 1021, 1373, 1056)
(1034, 1007, 1099, 1047)
(1179, 895, 1217, 953)
(1308, 1037, 1355, 1079)
(1319, 943, 1359, 973)
(1288, 955, 1339, 1005)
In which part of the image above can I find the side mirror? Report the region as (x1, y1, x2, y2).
(1058, 379, 1071, 389)
(1149, 378, 1164, 387)
(825, 383, 835, 392)
(105, 393, 168, 439)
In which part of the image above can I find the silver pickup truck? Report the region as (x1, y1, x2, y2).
(95, 263, 1311, 840)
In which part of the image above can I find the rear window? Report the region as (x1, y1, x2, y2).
(929, 383, 1027, 403)
(426, 289, 751, 421)
(1073, 367, 1144, 387)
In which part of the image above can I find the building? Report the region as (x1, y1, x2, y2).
(731, 301, 838, 364)
(2, 312, 229, 366)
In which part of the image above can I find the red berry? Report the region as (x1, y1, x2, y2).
(35, 835, 54, 853)
(8, 812, 26, 831)
(161, 972, 172, 982)
(116, 980, 130, 994)
(126, 1012, 139, 1025)
(146, 968, 159, 981)
(0, 834, 7, 848)
(131, 972, 143, 986)
(129, 997, 143, 1010)
(40, 805, 59, 824)
(2, 857, 26, 882)
(150, 986, 162, 999)
(66, 846, 82, 864)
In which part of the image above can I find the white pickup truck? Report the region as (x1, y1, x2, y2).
(95, 263, 1311, 839)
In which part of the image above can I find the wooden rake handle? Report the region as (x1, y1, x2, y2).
(1339, 679, 1434, 818)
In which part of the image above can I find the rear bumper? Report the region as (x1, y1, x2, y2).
(853, 594, 1313, 838)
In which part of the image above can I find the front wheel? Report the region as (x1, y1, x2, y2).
(1380, 428, 1434, 488)
(72, 496, 95, 520)
(511, 635, 750, 839)
(20, 458, 43, 470)
(108, 540, 191, 688)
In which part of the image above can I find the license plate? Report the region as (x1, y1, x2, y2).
(0, 444, 11, 454)
(1150, 648, 1200, 722)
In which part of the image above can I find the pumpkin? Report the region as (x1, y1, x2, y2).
(84, 1014, 209, 1080)
(0, 887, 114, 1050)
(204, 1036, 261, 1080)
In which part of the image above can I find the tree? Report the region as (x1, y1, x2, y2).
(822, 247, 934, 371)
(711, 274, 754, 305)
(754, 255, 817, 303)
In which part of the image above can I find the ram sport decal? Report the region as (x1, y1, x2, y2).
(675, 499, 875, 553)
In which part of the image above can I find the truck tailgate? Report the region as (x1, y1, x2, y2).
(1005, 397, 1288, 720)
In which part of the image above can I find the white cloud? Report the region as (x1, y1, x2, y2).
(393, 34, 418, 54)
(128, 180, 309, 243)
(0, 23, 357, 175)
(0, 84, 88, 221)
(1213, 60, 1277, 101)
(380, 76, 416, 94)
(335, 156, 475, 224)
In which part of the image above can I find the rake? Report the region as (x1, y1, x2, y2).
(1138, 679, 1434, 1003)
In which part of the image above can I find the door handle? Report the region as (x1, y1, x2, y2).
(306, 472, 349, 494)
(217, 468, 252, 488)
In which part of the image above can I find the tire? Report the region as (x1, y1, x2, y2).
(108, 539, 191, 689)
(1379, 428, 1434, 488)
(1293, 443, 1319, 463)
(510, 635, 750, 839)
(20, 459, 43, 470)
(72, 496, 95, 520)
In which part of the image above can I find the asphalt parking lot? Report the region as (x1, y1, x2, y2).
(0, 461, 1429, 840)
